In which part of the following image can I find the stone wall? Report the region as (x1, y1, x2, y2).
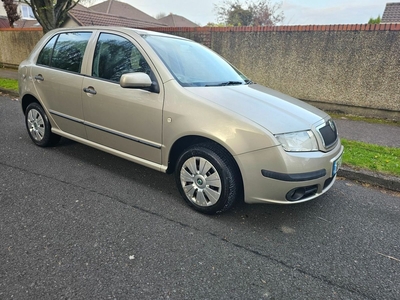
(0, 28, 43, 67)
(1, 25, 399, 119)
(147, 25, 400, 120)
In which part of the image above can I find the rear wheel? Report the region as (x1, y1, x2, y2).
(175, 143, 240, 214)
(25, 102, 61, 147)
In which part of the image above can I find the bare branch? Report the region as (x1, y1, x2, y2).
(23, 0, 80, 33)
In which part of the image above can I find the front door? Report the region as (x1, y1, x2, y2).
(81, 32, 163, 164)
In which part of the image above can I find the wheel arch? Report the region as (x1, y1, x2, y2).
(21, 94, 41, 114)
(166, 135, 244, 196)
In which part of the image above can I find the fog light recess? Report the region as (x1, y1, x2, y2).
(286, 185, 318, 201)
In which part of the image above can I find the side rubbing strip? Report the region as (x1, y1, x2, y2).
(49, 110, 84, 124)
(261, 169, 326, 182)
(49, 110, 161, 150)
(85, 122, 162, 149)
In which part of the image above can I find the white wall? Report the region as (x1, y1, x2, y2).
(0, 2, 36, 19)
(0, 4, 7, 17)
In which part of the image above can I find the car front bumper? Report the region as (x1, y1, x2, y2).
(236, 141, 344, 204)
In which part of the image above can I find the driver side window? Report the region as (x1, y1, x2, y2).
(92, 33, 151, 82)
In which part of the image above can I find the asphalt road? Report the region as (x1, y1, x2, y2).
(1, 96, 399, 300)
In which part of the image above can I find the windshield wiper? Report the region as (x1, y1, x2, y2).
(206, 81, 244, 87)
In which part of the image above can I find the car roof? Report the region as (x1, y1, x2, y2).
(48, 26, 187, 40)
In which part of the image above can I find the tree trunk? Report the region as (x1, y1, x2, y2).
(2, 0, 20, 27)
(25, 0, 79, 33)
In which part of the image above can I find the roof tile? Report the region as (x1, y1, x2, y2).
(68, 9, 168, 28)
(89, 0, 160, 23)
(159, 14, 199, 27)
(382, 2, 400, 23)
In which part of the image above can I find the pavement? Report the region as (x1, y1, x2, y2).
(1, 67, 399, 192)
(0, 68, 18, 80)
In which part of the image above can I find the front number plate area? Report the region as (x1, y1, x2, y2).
(332, 154, 343, 176)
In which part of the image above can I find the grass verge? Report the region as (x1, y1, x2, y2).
(0, 78, 18, 92)
(341, 138, 400, 176)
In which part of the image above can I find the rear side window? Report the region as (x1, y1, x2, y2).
(37, 32, 92, 73)
(92, 33, 151, 82)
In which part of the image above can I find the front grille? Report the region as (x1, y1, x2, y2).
(317, 120, 338, 149)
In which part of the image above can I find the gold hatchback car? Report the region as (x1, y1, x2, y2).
(19, 27, 343, 214)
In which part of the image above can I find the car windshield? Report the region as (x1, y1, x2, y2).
(142, 35, 249, 87)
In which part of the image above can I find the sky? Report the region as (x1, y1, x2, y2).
(111, 0, 393, 26)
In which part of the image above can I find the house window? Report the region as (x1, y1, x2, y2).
(21, 5, 35, 19)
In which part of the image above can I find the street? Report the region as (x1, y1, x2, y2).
(1, 95, 399, 299)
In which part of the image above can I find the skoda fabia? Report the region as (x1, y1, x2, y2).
(19, 27, 343, 214)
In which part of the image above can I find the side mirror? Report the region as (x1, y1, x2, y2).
(120, 72, 152, 89)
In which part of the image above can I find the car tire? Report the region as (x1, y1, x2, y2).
(175, 143, 240, 214)
(25, 102, 61, 147)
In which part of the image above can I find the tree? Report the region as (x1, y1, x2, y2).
(368, 15, 381, 24)
(23, 0, 79, 33)
(205, 22, 227, 27)
(155, 12, 167, 19)
(227, 3, 252, 26)
(248, 0, 283, 26)
(214, 0, 284, 26)
(1, 0, 20, 28)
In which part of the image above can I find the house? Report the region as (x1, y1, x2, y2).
(1, 0, 198, 29)
(381, 2, 400, 23)
(0, 16, 8, 28)
(158, 13, 199, 27)
(65, 9, 167, 28)
(0, 0, 40, 28)
(65, 2, 168, 28)
(67, 1, 199, 28)
(89, 0, 161, 24)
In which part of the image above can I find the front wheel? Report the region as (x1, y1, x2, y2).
(25, 102, 61, 147)
(175, 143, 241, 214)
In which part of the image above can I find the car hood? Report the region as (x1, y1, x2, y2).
(186, 84, 328, 134)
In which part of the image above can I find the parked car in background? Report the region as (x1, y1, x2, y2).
(19, 27, 343, 214)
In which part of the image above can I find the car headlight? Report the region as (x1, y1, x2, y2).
(275, 130, 319, 152)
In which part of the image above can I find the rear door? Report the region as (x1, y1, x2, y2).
(31, 31, 92, 138)
(81, 32, 164, 164)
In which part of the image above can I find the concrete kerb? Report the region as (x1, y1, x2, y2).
(338, 166, 400, 192)
(0, 88, 19, 98)
(0, 87, 399, 193)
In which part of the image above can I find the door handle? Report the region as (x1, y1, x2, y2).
(83, 86, 97, 95)
(34, 74, 44, 81)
